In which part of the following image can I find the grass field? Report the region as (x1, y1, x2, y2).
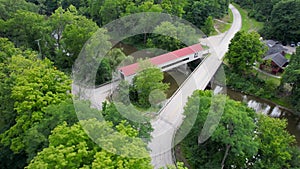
(213, 8, 233, 34)
(232, 3, 264, 32)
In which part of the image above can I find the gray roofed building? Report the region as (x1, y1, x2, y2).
(263, 52, 288, 68)
(266, 44, 288, 55)
(264, 40, 277, 48)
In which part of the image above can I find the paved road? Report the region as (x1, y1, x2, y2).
(72, 4, 241, 168)
(148, 4, 242, 168)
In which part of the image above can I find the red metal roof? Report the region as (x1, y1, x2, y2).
(118, 43, 203, 77)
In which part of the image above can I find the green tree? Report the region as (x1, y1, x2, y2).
(48, 6, 99, 71)
(252, 115, 299, 169)
(26, 119, 152, 169)
(184, 0, 229, 29)
(99, 0, 132, 25)
(147, 21, 198, 52)
(0, 38, 34, 133)
(164, 162, 188, 169)
(177, 90, 258, 168)
(0, 54, 71, 154)
(202, 16, 214, 35)
(160, 0, 188, 17)
(176, 90, 300, 168)
(0, 0, 38, 20)
(225, 31, 267, 74)
(262, 0, 300, 43)
(131, 63, 169, 108)
(102, 102, 153, 142)
(96, 57, 112, 85)
(281, 47, 300, 114)
(0, 10, 50, 52)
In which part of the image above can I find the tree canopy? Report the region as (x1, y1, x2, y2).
(26, 119, 152, 169)
(225, 31, 267, 74)
(131, 63, 169, 108)
(281, 47, 300, 114)
(176, 90, 300, 168)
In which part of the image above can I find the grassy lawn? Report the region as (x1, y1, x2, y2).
(254, 69, 281, 86)
(213, 9, 233, 33)
(232, 3, 264, 32)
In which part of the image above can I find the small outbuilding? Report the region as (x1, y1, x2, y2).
(260, 52, 289, 74)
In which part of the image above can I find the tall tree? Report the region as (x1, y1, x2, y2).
(0, 0, 38, 20)
(262, 0, 300, 43)
(131, 64, 169, 108)
(202, 16, 214, 35)
(0, 10, 50, 52)
(281, 47, 300, 114)
(184, 0, 229, 29)
(99, 0, 132, 25)
(147, 21, 198, 52)
(252, 115, 299, 169)
(26, 119, 152, 169)
(177, 90, 258, 168)
(0, 54, 71, 155)
(225, 31, 267, 74)
(48, 5, 99, 71)
(176, 90, 300, 168)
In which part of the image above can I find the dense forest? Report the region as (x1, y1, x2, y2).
(1, 0, 300, 169)
(0, 0, 230, 168)
(233, 0, 300, 43)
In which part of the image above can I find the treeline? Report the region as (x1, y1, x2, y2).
(0, 0, 231, 83)
(0, 1, 233, 168)
(233, 0, 300, 43)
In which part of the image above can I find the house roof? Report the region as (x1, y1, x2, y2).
(263, 52, 288, 68)
(266, 44, 288, 55)
(264, 40, 277, 48)
(118, 43, 203, 77)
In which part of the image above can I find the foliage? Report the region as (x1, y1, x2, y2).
(164, 162, 188, 169)
(252, 115, 298, 169)
(0, 39, 38, 134)
(26, 119, 152, 169)
(177, 90, 258, 168)
(0, 10, 50, 51)
(202, 16, 214, 35)
(147, 21, 198, 52)
(225, 65, 277, 99)
(233, 0, 281, 22)
(262, 0, 300, 43)
(0, 0, 38, 20)
(102, 102, 153, 143)
(48, 6, 99, 71)
(232, 3, 264, 32)
(184, 0, 230, 29)
(177, 90, 300, 168)
(131, 65, 169, 108)
(225, 31, 267, 74)
(0, 55, 71, 155)
(281, 47, 300, 114)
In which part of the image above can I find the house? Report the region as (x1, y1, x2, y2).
(260, 40, 289, 74)
(265, 40, 277, 48)
(260, 52, 289, 74)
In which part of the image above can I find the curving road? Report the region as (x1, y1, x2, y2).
(148, 4, 242, 168)
(72, 4, 241, 169)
